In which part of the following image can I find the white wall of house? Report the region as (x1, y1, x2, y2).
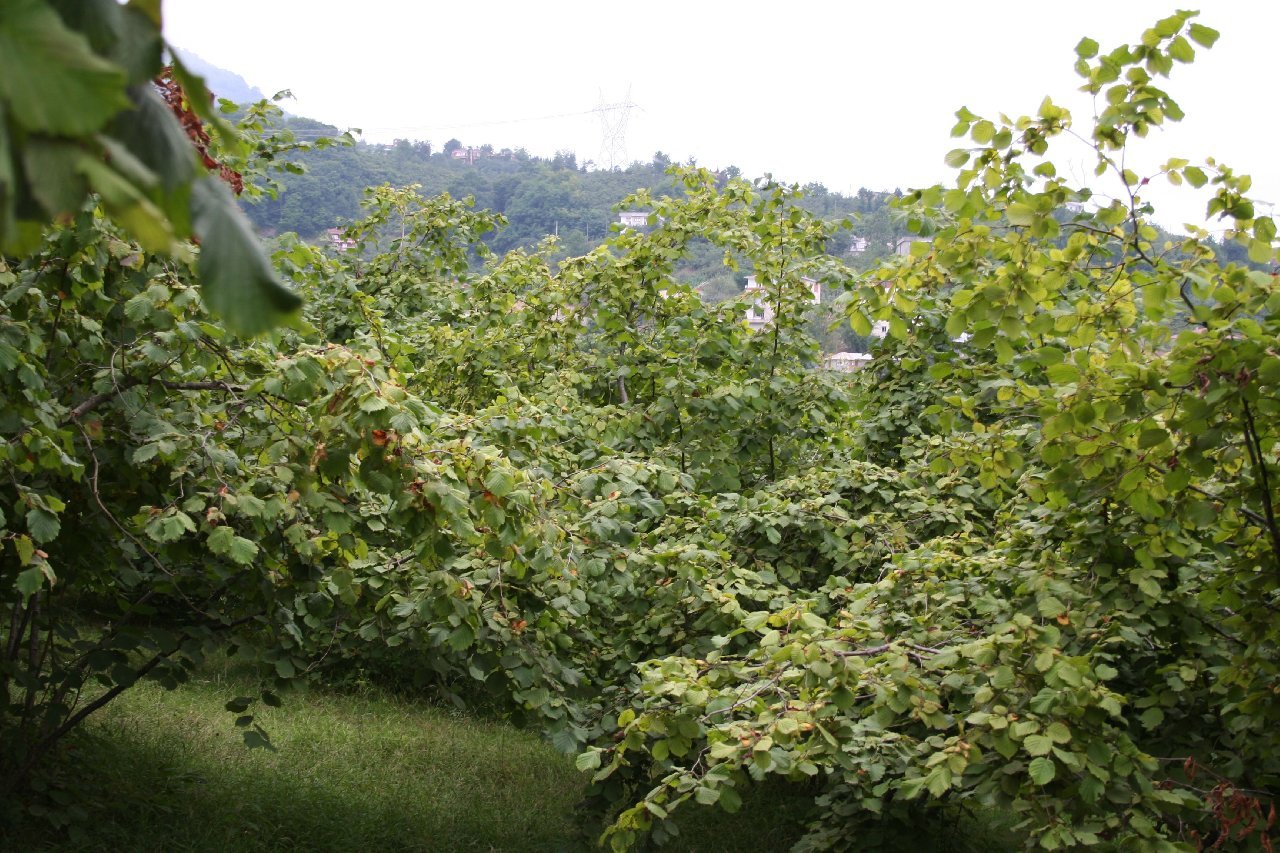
(822, 352, 873, 372)
(618, 211, 649, 228)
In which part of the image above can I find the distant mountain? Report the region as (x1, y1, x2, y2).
(172, 49, 265, 105)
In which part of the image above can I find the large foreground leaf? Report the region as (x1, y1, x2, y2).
(190, 175, 301, 334)
(0, 0, 129, 135)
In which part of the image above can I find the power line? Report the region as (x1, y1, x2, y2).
(346, 104, 621, 137)
(260, 95, 642, 144)
(594, 87, 636, 170)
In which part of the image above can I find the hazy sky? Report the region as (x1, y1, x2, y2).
(164, 1, 1279, 233)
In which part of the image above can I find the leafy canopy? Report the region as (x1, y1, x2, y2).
(3, 7, 1279, 852)
(0, 0, 298, 333)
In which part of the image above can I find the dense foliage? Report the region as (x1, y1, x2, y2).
(0, 0, 309, 335)
(2, 5, 1278, 851)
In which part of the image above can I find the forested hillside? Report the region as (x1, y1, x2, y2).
(241, 107, 1260, 303)
(237, 114, 909, 265)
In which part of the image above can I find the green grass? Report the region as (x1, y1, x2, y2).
(9, 668, 813, 852)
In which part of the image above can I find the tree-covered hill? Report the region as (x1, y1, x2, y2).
(244, 117, 1259, 280)
(237, 115, 910, 262)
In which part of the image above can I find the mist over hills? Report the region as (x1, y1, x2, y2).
(173, 49, 266, 105)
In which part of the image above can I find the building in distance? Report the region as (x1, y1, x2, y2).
(618, 210, 651, 229)
(326, 228, 356, 252)
(822, 351, 874, 372)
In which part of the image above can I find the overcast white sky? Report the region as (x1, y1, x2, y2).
(164, 1, 1279, 233)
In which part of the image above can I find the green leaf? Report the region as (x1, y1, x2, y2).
(127, 0, 161, 28)
(484, 468, 516, 498)
(575, 750, 602, 772)
(1046, 722, 1072, 744)
(1052, 661, 1083, 687)
(227, 536, 258, 565)
(1183, 166, 1208, 188)
(107, 84, 198, 208)
(0, 0, 130, 135)
(235, 494, 268, 519)
(207, 525, 258, 564)
(926, 766, 953, 797)
(1248, 239, 1274, 265)
(50, 0, 162, 84)
(1028, 756, 1056, 785)
(448, 624, 474, 652)
(944, 149, 970, 168)
(78, 154, 176, 252)
(717, 785, 742, 813)
(1166, 35, 1194, 63)
(13, 534, 34, 565)
(1006, 203, 1035, 226)
(694, 786, 720, 805)
(146, 512, 193, 543)
(643, 801, 668, 819)
(131, 442, 159, 463)
(1138, 428, 1169, 448)
(26, 507, 60, 543)
(898, 776, 927, 800)
(358, 394, 388, 413)
(1075, 37, 1099, 58)
(1036, 596, 1067, 618)
(190, 176, 302, 335)
(1187, 23, 1219, 48)
(16, 566, 45, 601)
(1025, 735, 1053, 756)
(849, 312, 871, 337)
(22, 140, 89, 216)
(1046, 363, 1080, 384)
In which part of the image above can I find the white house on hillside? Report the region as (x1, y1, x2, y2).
(325, 228, 356, 252)
(618, 210, 651, 229)
(822, 351, 873, 372)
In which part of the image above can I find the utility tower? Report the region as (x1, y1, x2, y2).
(593, 87, 637, 171)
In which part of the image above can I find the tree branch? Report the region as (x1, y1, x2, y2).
(1240, 397, 1280, 581)
(65, 378, 248, 423)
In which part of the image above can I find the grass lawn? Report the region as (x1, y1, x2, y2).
(8, 666, 814, 852)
